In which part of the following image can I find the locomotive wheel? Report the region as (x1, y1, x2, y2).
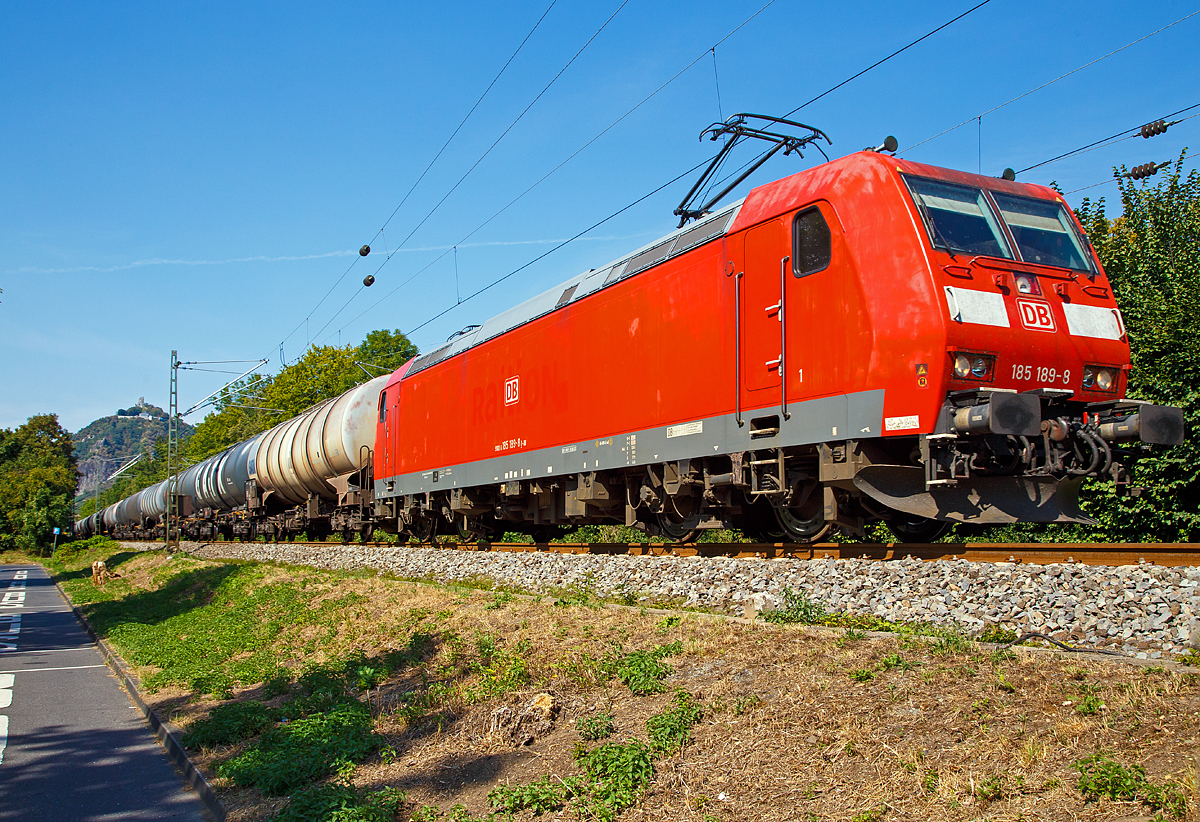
(408, 513, 437, 544)
(656, 512, 700, 543)
(657, 495, 700, 543)
(886, 513, 951, 543)
(771, 491, 831, 543)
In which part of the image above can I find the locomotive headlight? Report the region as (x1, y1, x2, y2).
(1083, 365, 1117, 392)
(952, 352, 995, 381)
(954, 355, 972, 378)
(1015, 274, 1035, 294)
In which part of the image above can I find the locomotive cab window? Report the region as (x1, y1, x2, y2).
(904, 176, 1013, 260)
(792, 207, 831, 277)
(990, 192, 1095, 272)
(378, 391, 387, 424)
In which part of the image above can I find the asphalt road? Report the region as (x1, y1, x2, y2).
(0, 563, 213, 821)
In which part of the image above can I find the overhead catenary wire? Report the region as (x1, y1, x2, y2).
(305, 0, 633, 348)
(272, 1, 559, 358)
(901, 9, 1200, 155)
(321, 0, 786, 345)
(1019, 102, 1200, 175)
(784, 0, 995, 117)
(403, 155, 718, 339)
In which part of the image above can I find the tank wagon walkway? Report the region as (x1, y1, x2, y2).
(0, 564, 211, 822)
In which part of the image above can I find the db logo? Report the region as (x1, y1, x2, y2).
(1016, 299, 1056, 332)
(504, 376, 519, 405)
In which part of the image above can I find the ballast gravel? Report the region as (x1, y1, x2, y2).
(121, 541, 1200, 659)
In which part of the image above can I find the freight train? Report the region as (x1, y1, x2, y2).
(76, 146, 1184, 545)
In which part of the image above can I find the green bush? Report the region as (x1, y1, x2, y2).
(52, 534, 121, 561)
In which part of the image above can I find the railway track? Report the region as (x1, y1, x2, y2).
(157, 539, 1200, 568)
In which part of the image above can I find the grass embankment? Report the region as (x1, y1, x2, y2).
(40, 539, 1200, 822)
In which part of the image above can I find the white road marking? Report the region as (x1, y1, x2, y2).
(0, 675, 11, 709)
(0, 665, 106, 674)
(0, 715, 7, 764)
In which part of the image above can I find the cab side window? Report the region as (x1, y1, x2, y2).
(378, 390, 388, 424)
(793, 207, 831, 277)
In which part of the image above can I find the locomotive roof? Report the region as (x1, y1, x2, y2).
(399, 151, 1066, 380)
(405, 197, 745, 377)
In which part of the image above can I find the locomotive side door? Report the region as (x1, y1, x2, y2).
(742, 218, 787, 398)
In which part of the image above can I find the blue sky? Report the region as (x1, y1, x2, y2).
(2, 0, 1197, 432)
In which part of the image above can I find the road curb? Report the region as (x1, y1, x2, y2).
(52, 579, 227, 822)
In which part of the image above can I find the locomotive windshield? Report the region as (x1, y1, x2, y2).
(904, 177, 1013, 258)
(904, 174, 1096, 272)
(990, 192, 1095, 272)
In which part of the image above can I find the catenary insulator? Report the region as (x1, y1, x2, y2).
(359, 245, 371, 256)
(363, 274, 375, 287)
(1140, 119, 1168, 138)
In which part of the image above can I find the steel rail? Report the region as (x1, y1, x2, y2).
(171, 539, 1200, 567)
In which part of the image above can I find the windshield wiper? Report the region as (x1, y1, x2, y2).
(917, 201, 959, 259)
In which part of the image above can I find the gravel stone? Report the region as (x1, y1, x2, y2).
(119, 540, 1200, 655)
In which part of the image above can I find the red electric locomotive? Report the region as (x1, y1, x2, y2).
(79, 118, 1185, 546)
(371, 132, 1182, 543)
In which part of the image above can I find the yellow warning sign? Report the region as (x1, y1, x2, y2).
(916, 363, 928, 376)
(918, 376, 928, 388)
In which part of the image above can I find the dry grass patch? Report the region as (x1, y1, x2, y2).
(47, 545, 1200, 822)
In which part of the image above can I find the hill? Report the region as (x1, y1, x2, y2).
(73, 399, 193, 495)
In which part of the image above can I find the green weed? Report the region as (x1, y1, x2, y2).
(974, 774, 1006, 802)
(574, 740, 655, 822)
(655, 615, 682, 634)
(762, 589, 827, 624)
(269, 783, 407, 822)
(488, 775, 574, 815)
(849, 668, 875, 682)
(577, 713, 616, 741)
(733, 694, 762, 715)
(878, 653, 916, 671)
(613, 642, 681, 695)
(181, 700, 274, 748)
(646, 690, 702, 755)
(1074, 683, 1105, 716)
(484, 591, 515, 610)
(1075, 753, 1188, 818)
(216, 702, 383, 795)
(975, 625, 1020, 644)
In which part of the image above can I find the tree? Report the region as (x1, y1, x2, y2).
(356, 329, 418, 375)
(182, 329, 419, 466)
(1070, 151, 1200, 541)
(0, 414, 78, 553)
